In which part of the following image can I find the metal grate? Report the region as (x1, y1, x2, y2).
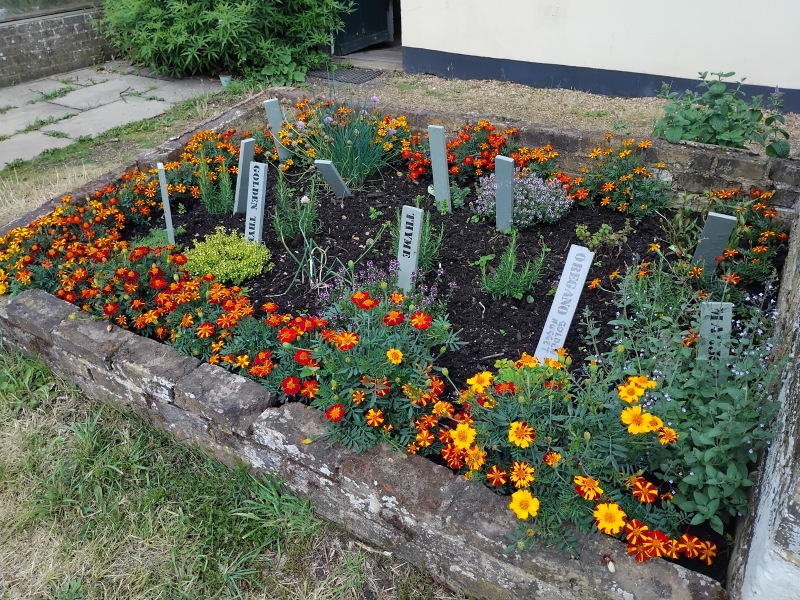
(306, 68, 381, 85)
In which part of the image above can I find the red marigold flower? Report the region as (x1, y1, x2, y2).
(103, 302, 119, 316)
(253, 349, 272, 365)
(722, 273, 741, 285)
(574, 475, 603, 500)
(217, 312, 239, 329)
(643, 530, 670, 558)
(676, 534, 702, 559)
(631, 477, 659, 503)
(365, 408, 384, 427)
(326, 403, 345, 423)
(383, 310, 405, 326)
(294, 349, 312, 365)
(278, 327, 298, 343)
(697, 540, 717, 565)
(627, 537, 651, 562)
(624, 519, 650, 545)
(441, 443, 464, 469)
(410, 312, 432, 330)
(262, 301, 279, 313)
(487, 465, 507, 486)
(664, 539, 681, 559)
(574, 188, 589, 201)
(282, 376, 301, 395)
(428, 376, 445, 395)
(196, 322, 215, 338)
(170, 253, 188, 265)
(416, 429, 435, 447)
(149, 276, 168, 290)
(350, 290, 370, 306)
(300, 379, 319, 399)
(360, 297, 379, 310)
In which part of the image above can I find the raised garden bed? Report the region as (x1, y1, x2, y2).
(0, 93, 797, 598)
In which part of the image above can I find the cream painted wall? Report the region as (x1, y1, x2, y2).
(401, 0, 800, 89)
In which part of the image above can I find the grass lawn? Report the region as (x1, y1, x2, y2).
(0, 345, 464, 600)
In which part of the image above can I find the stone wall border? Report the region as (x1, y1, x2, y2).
(0, 289, 726, 600)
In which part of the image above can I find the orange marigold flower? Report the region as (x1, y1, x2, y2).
(601, 182, 616, 193)
(197, 322, 215, 338)
(351, 390, 365, 404)
(677, 534, 702, 559)
(722, 273, 741, 286)
(697, 540, 717, 565)
(300, 379, 319, 399)
(336, 331, 359, 351)
(441, 443, 464, 469)
(487, 465, 507, 486)
(644, 530, 670, 558)
(542, 451, 562, 467)
(366, 408, 384, 427)
(587, 278, 601, 290)
(410, 311, 432, 330)
(389, 291, 404, 304)
(658, 427, 679, 444)
(627, 537, 651, 562)
(574, 475, 603, 500)
(383, 310, 404, 326)
(638, 140, 652, 149)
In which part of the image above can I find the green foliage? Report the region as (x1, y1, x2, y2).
(449, 184, 470, 209)
(660, 193, 704, 259)
(0, 105, 15, 114)
(654, 72, 790, 158)
(27, 85, 75, 104)
(273, 171, 322, 242)
(281, 97, 412, 187)
(185, 227, 273, 285)
(196, 150, 234, 214)
(131, 225, 186, 248)
(99, 0, 352, 81)
(605, 259, 782, 532)
(478, 232, 550, 300)
(579, 136, 672, 220)
(574, 220, 634, 253)
(391, 207, 444, 275)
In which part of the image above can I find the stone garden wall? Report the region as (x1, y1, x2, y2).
(0, 8, 112, 88)
(3, 91, 800, 598)
(0, 289, 726, 600)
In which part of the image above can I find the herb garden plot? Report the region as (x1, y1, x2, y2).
(0, 98, 791, 586)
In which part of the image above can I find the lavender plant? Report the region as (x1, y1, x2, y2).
(472, 171, 572, 229)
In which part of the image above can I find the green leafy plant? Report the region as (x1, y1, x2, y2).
(132, 225, 186, 248)
(177, 202, 187, 215)
(273, 171, 321, 242)
(99, 0, 352, 81)
(449, 184, 470, 209)
(368, 206, 383, 220)
(479, 232, 550, 300)
(574, 220, 634, 253)
(185, 227, 273, 285)
(0, 105, 15, 114)
(653, 72, 790, 158)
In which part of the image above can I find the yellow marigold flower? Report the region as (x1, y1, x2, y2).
(638, 140, 652, 149)
(622, 138, 634, 147)
(386, 348, 403, 364)
(508, 421, 536, 448)
(510, 461, 535, 488)
(594, 502, 627, 535)
(509, 489, 539, 520)
(645, 413, 663, 432)
(589, 148, 602, 159)
(466, 371, 493, 393)
(619, 149, 632, 158)
(464, 445, 487, 470)
(649, 243, 661, 252)
(621, 406, 651, 435)
(451, 423, 477, 450)
(630, 375, 657, 390)
(515, 352, 538, 369)
(574, 475, 603, 500)
(542, 451, 562, 467)
(617, 381, 644, 404)
(383, 142, 394, 151)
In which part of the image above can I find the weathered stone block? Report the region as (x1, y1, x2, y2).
(5, 288, 78, 345)
(113, 335, 201, 405)
(51, 315, 130, 371)
(174, 363, 274, 436)
(770, 186, 800, 209)
(675, 172, 728, 194)
(769, 159, 800, 188)
(716, 154, 767, 180)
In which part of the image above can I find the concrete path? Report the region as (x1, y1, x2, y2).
(0, 60, 220, 170)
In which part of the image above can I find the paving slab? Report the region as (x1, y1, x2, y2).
(0, 102, 77, 137)
(48, 75, 163, 110)
(149, 78, 220, 102)
(0, 78, 68, 107)
(0, 131, 73, 169)
(50, 67, 123, 87)
(41, 96, 170, 138)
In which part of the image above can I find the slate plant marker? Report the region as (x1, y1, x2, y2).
(692, 212, 737, 267)
(698, 301, 734, 361)
(428, 125, 451, 212)
(233, 137, 255, 215)
(396, 205, 424, 292)
(533, 245, 595, 361)
(314, 159, 351, 199)
(495, 155, 514, 232)
(263, 98, 291, 161)
(156, 162, 175, 245)
(244, 162, 267, 244)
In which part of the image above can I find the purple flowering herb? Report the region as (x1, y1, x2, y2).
(324, 116, 334, 124)
(296, 121, 305, 130)
(388, 128, 396, 135)
(371, 96, 380, 105)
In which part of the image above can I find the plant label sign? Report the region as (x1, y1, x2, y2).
(428, 125, 451, 212)
(698, 301, 734, 360)
(534, 245, 595, 361)
(315, 160, 351, 199)
(156, 162, 175, 245)
(692, 212, 737, 267)
(263, 98, 291, 161)
(233, 138, 255, 215)
(245, 162, 267, 244)
(495, 155, 514, 233)
(396, 205, 424, 292)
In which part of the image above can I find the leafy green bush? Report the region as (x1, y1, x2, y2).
(477, 232, 550, 300)
(653, 71, 790, 158)
(99, 0, 351, 81)
(185, 227, 272, 285)
(574, 221, 634, 253)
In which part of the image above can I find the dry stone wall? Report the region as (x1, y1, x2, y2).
(0, 289, 726, 600)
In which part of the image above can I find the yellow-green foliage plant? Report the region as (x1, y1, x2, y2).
(185, 227, 273, 285)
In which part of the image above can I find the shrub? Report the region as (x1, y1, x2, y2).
(653, 71, 790, 158)
(574, 221, 634, 254)
(478, 232, 550, 300)
(99, 0, 351, 81)
(185, 227, 273, 285)
(472, 171, 572, 228)
(278, 96, 411, 187)
(273, 171, 321, 243)
(578, 135, 672, 220)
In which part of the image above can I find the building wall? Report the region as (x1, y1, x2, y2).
(400, 0, 800, 111)
(0, 9, 111, 88)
